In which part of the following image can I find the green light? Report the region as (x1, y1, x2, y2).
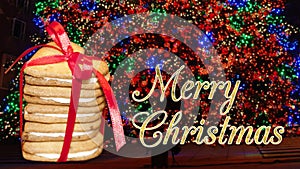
(66, 23, 82, 45)
(238, 1, 261, 13)
(276, 64, 297, 80)
(35, 0, 60, 15)
(229, 15, 244, 31)
(236, 33, 253, 48)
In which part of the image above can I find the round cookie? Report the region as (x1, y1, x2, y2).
(25, 103, 106, 114)
(25, 73, 110, 90)
(24, 42, 109, 79)
(23, 84, 104, 98)
(24, 102, 106, 124)
(24, 119, 102, 133)
(22, 147, 103, 162)
(24, 111, 102, 124)
(22, 128, 101, 142)
(22, 132, 103, 162)
(24, 95, 106, 107)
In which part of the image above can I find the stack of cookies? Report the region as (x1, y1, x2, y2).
(21, 42, 110, 162)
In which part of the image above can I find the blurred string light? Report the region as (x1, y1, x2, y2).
(237, 1, 261, 13)
(227, 0, 248, 8)
(146, 55, 165, 70)
(267, 7, 298, 51)
(205, 31, 215, 43)
(0, 49, 35, 142)
(49, 12, 61, 23)
(1, 0, 300, 142)
(33, 15, 45, 28)
(80, 0, 98, 11)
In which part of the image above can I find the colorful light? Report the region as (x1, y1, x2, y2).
(1, 0, 300, 142)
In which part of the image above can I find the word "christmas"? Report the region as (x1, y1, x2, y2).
(132, 111, 284, 147)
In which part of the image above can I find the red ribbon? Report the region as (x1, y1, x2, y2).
(8, 21, 126, 162)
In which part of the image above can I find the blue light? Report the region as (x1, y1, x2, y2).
(266, 8, 298, 51)
(48, 13, 61, 23)
(80, 0, 98, 11)
(227, 0, 248, 8)
(33, 16, 44, 28)
(276, 34, 298, 51)
(268, 24, 285, 35)
(205, 31, 215, 43)
(5, 106, 9, 112)
(143, 3, 149, 8)
(271, 8, 283, 15)
(146, 56, 164, 70)
(267, 24, 298, 51)
(239, 83, 246, 90)
(198, 32, 214, 49)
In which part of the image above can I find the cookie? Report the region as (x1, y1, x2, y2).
(24, 102, 106, 123)
(24, 112, 102, 124)
(24, 42, 109, 79)
(24, 95, 105, 107)
(22, 132, 103, 162)
(23, 84, 104, 98)
(25, 73, 110, 90)
(22, 127, 103, 142)
(22, 147, 102, 162)
(25, 103, 105, 114)
(24, 119, 102, 133)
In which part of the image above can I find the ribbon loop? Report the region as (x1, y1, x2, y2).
(46, 22, 73, 55)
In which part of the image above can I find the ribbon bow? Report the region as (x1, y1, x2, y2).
(6, 21, 126, 162)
